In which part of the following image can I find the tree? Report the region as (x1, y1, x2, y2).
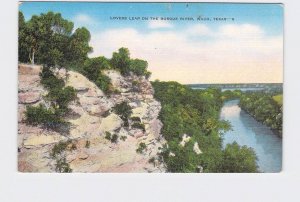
(66, 27, 93, 66)
(222, 142, 258, 173)
(130, 59, 148, 76)
(110, 47, 131, 76)
(18, 11, 93, 69)
(18, 11, 28, 63)
(19, 11, 74, 66)
(83, 57, 109, 82)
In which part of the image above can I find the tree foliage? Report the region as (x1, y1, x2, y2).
(66, 27, 92, 66)
(25, 104, 66, 129)
(110, 47, 131, 76)
(222, 142, 258, 173)
(82, 57, 109, 81)
(239, 92, 282, 135)
(25, 67, 76, 133)
(18, 11, 92, 68)
(110, 47, 151, 78)
(130, 59, 151, 78)
(81, 57, 112, 93)
(113, 102, 132, 127)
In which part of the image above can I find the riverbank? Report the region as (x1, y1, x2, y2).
(239, 93, 283, 137)
(220, 100, 282, 172)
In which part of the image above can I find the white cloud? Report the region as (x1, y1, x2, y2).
(186, 24, 213, 36)
(89, 24, 283, 84)
(219, 24, 264, 39)
(72, 14, 98, 29)
(148, 20, 173, 29)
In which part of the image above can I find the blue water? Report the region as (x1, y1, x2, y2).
(220, 100, 282, 173)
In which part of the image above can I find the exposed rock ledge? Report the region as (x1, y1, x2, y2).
(18, 64, 166, 173)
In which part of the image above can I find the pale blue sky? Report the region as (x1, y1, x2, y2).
(20, 2, 283, 35)
(19, 2, 283, 84)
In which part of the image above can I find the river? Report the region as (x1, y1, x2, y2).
(220, 100, 282, 173)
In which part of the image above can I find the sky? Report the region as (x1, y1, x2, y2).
(20, 2, 283, 84)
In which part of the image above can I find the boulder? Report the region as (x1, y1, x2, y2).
(18, 64, 42, 75)
(18, 75, 41, 92)
(78, 152, 89, 160)
(103, 70, 131, 92)
(23, 134, 67, 148)
(18, 91, 41, 104)
(99, 113, 123, 133)
(66, 71, 104, 97)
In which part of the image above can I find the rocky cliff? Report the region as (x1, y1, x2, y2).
(18, 64, 166, 172)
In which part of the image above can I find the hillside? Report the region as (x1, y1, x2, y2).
(18, 64, 165, 172)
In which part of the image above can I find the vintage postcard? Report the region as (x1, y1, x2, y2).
(18, 2, 283, 173)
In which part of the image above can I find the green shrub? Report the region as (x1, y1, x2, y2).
(27, 67, 77, 133)
(40, 67, 65, 89)
(104, 132, 118, 143)
(132, 122, 145, 132)
(111, 134, 118, 143)
(136, 142, 147, 154)
(45, 86, 77, 110)
(81, 57, 113, 94)
(50, 140, 76, 158)
(95, 73, 112, 93)
(131, 116, 141, 123)
(148, 157, 156, 165)
(83, 56, 110, 82)
(113, 102, 132, 126)
(129, 58, 152, 78)
(55, 157, 72, 173)
(110, 48, 151, 77)
(25, 104, 66, 129)
(144, 71, 152, 79)
(120, 136, 127, 141)
(110, 48, 131, 76)
(50, 140, 76, 173)
(105, 131, 112, 140)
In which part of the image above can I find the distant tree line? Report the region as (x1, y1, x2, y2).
(239, 92, 283, 136)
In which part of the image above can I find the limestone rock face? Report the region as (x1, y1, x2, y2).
(18, 65, 165, 173)
(179, 134, 191, 147)
(99, 113, 123, 133)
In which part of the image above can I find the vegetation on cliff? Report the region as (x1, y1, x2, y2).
(25, 67, 76, 133)
(50, 140, 77, 173)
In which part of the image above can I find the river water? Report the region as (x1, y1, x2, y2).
(220, 100, 282, 173)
